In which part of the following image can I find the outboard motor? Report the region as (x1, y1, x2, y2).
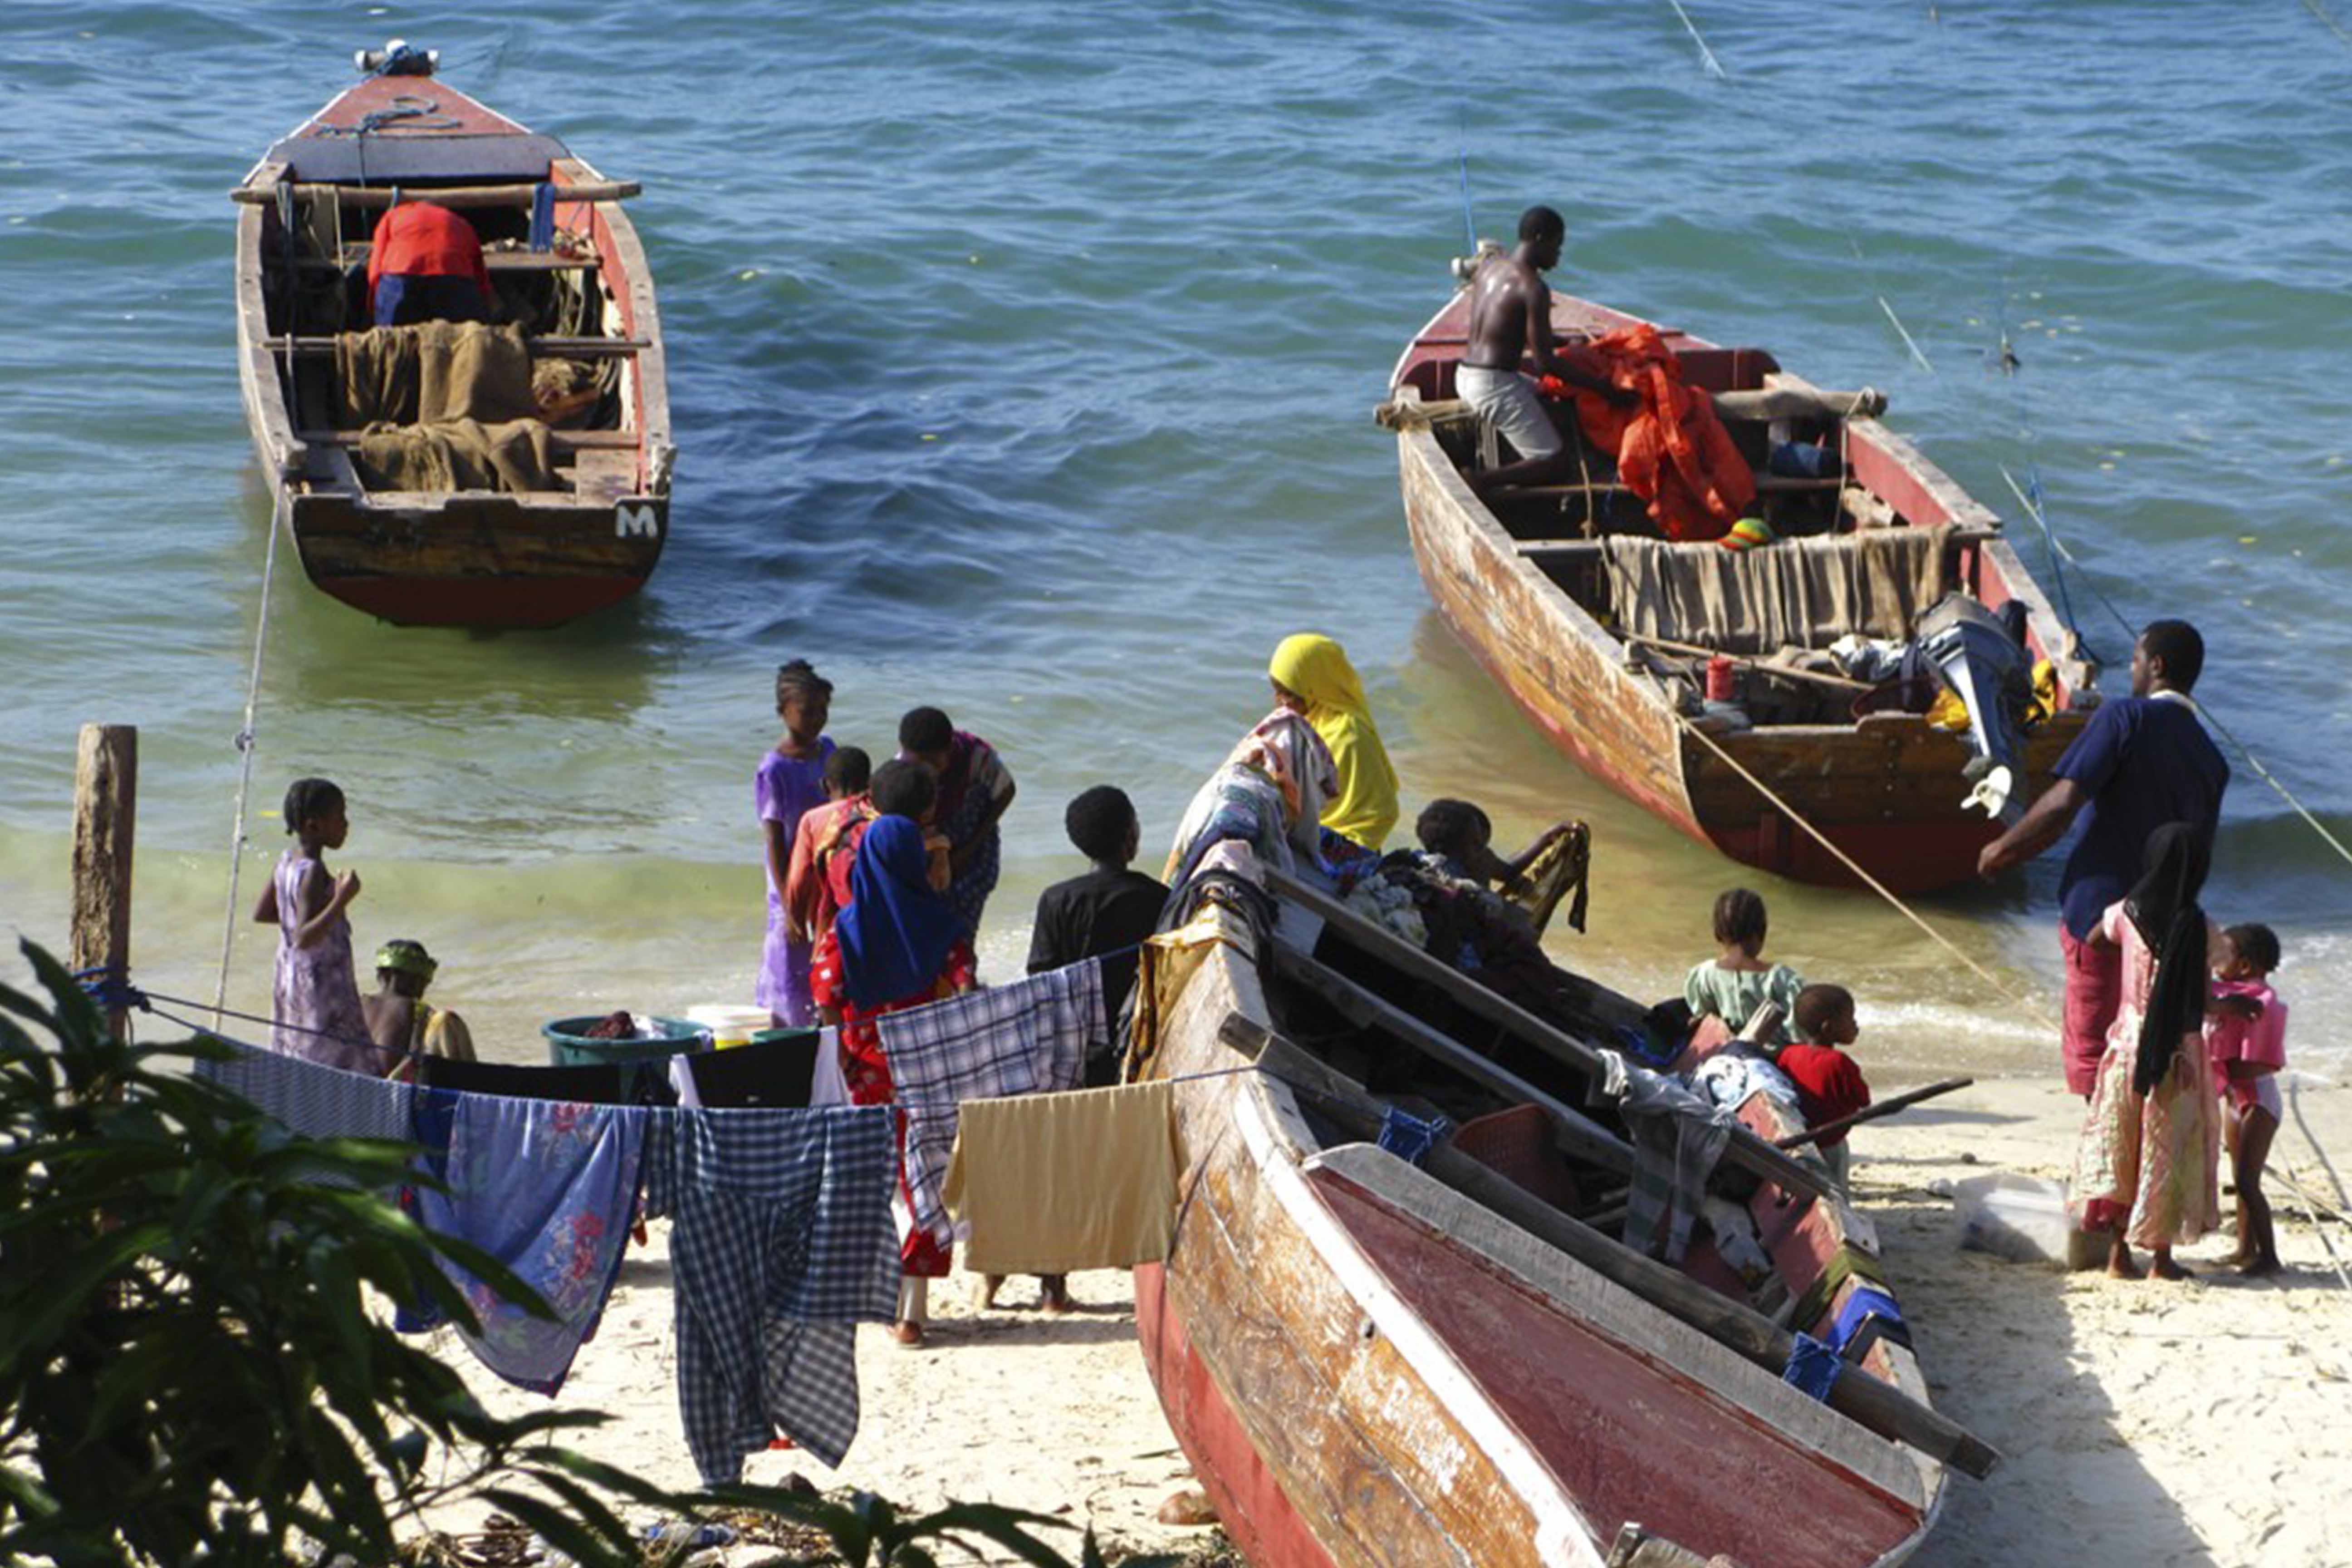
(1916, 593, 2031, 826)
(355, 39, 438, 77)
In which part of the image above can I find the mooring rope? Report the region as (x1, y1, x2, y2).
(211, 491, 287, 1026)
(1668, 710, 2056, 1026)
(1663, 0, 1729, 79)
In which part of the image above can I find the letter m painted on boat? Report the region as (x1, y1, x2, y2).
(616, 503, 660, 539)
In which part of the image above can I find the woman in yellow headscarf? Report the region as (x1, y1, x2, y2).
(1269, 632, 1400, 851)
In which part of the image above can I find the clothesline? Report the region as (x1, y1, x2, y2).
(87, 940, 1156, 1076)
(119, 961, 1389, 1130)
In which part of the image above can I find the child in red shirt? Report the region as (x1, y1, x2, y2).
(1783, 984, 1873, 1194)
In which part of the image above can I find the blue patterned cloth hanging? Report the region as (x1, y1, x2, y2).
(654, 1105, 900, 1481)
(397, 1088, 647, 1397)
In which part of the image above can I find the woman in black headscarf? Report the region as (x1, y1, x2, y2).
(2070, 823, 2223, 1280)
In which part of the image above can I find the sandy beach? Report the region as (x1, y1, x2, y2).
(422, 1073, 2352, 1567)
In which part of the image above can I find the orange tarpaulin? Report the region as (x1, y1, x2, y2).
(1568, 324, 1755, 543)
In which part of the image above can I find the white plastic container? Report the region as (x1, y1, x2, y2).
(1950, 1172, 2102, 1269)
(685, 1004, 771, 1051)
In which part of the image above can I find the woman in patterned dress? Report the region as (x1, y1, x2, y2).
(808, 758, 975, 1344)
(2070, 823, 2222, 1280)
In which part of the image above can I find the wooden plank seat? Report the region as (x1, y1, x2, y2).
(234, 179, 640, 208)
(266, 335, 647, 356)
(1514, 525, 1999, 559)
(567, 446, 640, 501)
(298, 427, 639, 450)
(1499, 474, 1847, 500)
(298, 250, 601, 273)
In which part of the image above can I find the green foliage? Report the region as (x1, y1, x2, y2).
(0, 940, 667, 1568)
(0, 940, 1191, 1568)
(705, 1485, 1191, 1568)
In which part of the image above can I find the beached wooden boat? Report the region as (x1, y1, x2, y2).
(1132, 858, 1988, 1568)
(1384, 290, 2097, 891)
(232, 56, 671, 628)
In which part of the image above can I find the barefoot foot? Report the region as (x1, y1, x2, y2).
(892, 1318, 926, 1346)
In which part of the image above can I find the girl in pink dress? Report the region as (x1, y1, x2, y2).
(2207, 922, 2287, 1276)
(2070, 823, 2221, 1280)
(252, 777, 389, 1076)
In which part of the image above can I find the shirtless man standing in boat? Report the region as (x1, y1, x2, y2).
(1457, 204, 1634, 499)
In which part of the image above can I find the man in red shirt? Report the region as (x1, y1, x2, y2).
(366, 201, 494, 327)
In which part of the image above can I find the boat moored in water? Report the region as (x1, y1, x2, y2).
(1384, 287, 2097, 892)
(232, 48, 672, 628)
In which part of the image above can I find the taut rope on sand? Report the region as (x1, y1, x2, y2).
(1670, 711, 2058, 1027)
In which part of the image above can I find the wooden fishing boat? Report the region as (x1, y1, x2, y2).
(1131, 855, 1991, 1568)
(1384, 289, 2097, 891)
(232, 52, 672, 628)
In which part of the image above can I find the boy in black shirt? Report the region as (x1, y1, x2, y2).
(1027, 785, 1166, 1088)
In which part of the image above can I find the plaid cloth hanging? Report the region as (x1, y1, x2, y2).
(195, 1038, 416, 1193)
(873, 960, 1101, 1254)
(654, 1105, 900, 1482)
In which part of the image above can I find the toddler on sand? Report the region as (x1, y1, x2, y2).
(1781, 984, 1873, 1194)
(2207, 921, 2288, 1277)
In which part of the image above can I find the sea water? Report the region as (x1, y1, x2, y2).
(3, 1, 2349, 1079)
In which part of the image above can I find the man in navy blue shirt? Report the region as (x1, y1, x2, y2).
(1979, 620, 2228, 1096)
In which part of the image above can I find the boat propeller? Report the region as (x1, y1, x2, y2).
(1963, 763, 2016, 822)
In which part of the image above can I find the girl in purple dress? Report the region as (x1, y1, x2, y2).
(253, 777, 389, 1075)
(756, 661, 837, 1027)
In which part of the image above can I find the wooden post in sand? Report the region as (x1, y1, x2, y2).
(69, 724, 137, 1041)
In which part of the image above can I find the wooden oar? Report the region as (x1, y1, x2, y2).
(1624, 635, 1875, 695)
(1225, 1015, 2000, 1479)
(1264, 868, 1837, 1205)
(1774, 1077, 1974, 1151)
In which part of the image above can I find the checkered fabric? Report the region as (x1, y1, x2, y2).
(873, 960, 1101, 1250)
(652, 1105, 899, 1482)
(195, 1039, 415, 1190)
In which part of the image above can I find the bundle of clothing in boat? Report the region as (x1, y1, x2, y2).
(1602, 524, 1955, 657)
(1592, 1048, 1738, 1264)
(333, 319, 561, 493)
(1337, 848, 1597, 1037)
(195, 1039, 900, 1485)
(1162, 711, 1337, 891)
(1562, 322, 1756, 543)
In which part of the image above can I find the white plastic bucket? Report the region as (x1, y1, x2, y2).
(685, 1003, 771, 1051)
